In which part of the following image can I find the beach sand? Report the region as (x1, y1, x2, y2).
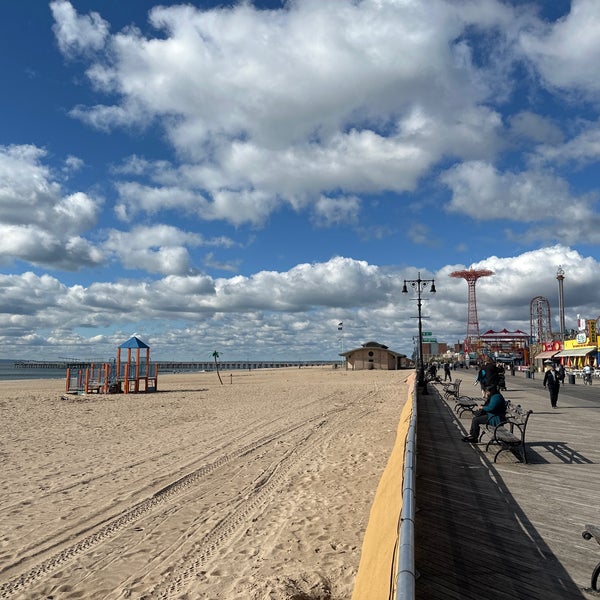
(0, 367, 410, 599)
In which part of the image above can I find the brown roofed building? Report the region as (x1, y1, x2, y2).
(341, 341, 407, 370)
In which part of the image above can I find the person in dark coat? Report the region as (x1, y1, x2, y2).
(496, 362, 506, 390)
(482, 356, 499, 390)
(443, 362, 452, 381)
(543, 361, 560, 408)
(556, 363, 565, 384)
(474, 355, 499, 396)
(462, 387, 507, 442)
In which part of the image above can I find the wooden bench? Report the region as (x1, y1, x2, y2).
(484, 404, 533, 463)
(582, 524, 600, 591)
(454, 395, 479, 417)
(441, 378, 462, 401)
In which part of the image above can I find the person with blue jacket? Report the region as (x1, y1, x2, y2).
(462, 386, 507, 443)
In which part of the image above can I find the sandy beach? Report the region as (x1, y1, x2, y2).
(0, 367, 410, 599)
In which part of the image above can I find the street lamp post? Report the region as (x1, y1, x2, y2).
(402, 272, 436, 394)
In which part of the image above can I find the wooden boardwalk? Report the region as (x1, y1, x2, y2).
(414, 371, 600, 599)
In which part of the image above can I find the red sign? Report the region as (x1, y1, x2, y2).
(543, 341, 563, 351)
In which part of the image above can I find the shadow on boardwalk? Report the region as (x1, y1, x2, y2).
(414, 387, 591, 600)
(524, 441, 593, 465)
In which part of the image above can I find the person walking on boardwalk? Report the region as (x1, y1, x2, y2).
(443, 361, 452, 381)
(461, 386, 507, 443)
(474, 355, 498, 397)
(543, 360, 560, 408)
(556, 362, 565, 384)
(496, 362, 506, 391)
(583, 363, 593, 385)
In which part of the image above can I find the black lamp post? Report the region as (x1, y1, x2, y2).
(402, 272, 436, 394)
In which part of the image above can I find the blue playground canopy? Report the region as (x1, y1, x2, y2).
(119, 336, 150, 349)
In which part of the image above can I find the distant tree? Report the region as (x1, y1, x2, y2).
(212, 350, 223, 385)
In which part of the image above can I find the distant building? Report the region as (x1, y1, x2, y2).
(341, 341, 407, 370)
(422, 341, 449, 361)
(479, 328, 529, 363)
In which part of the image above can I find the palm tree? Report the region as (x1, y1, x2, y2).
(212, 350, 223, 385)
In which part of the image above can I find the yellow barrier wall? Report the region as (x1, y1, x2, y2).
(351, 373, 416, 600)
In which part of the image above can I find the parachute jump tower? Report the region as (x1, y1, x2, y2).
(450, 268, 494, 355)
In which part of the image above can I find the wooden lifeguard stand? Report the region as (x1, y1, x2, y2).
(117, 336, 158, 393)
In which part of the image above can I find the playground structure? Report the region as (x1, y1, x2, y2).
(65, 336, 158, 394)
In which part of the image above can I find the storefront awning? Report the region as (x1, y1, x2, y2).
(555, 348, 597, 357)
(534, 350, 560, 360)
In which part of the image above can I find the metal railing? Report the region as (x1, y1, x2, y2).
(396, 384, 417, 599)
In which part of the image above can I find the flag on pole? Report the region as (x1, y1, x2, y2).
(338, 322, 343, 331)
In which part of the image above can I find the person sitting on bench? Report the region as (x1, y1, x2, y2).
(462, 386, 506, 443)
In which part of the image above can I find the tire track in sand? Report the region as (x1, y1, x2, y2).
(140, 402, 374, 600)
(0, 404, 347, 599)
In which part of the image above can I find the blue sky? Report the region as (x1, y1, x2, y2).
(1, 0, 599, 361)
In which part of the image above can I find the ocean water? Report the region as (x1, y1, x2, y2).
(0, 360, 68, 381)
(0, 360, 220, 382)
(0, 359, 337, 381)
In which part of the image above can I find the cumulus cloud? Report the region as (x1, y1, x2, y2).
(0, 144, 104, 270)
(440, 161, 596, 225)
(1, 257, 395, 342)
(1, 249, 598, 360)
(50, 0, 109, 58)
(519, 0, 600, 98)
(5, 1, 599, 360)
(63, 155, 85, 174)
(312, 196, 360, 227)
(113, 182, 203, 221)
(210, 256, 396, 312)
(103, 225, 235, 275)
(507, 111, 564, 145)
(52, 0, 520, 226)
(45, 0, 600, 240)
(533, 121, 600, 167)
(203, 252, 241, 273)
(407, 222, 435, 246)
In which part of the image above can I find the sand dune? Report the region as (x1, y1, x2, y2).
(0, 367, 409, 599)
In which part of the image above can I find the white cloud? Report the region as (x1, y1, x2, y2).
(203, 252, 241, 273)
(114, 182, 206, 221)
(508, 111, 564, 145)
(63, 155, 85, 174)
(54, 0, 518, 226)
(533, 122, 600, 167)
(202, 256, 394, 312)
(519, 0, 600, 98)
(4, 1, 600, 362)
(440, 161, 596, 224)
(103, 225, 235, 275)
(50, 0, 109, 58)
(0, 144, 104, 270)
(407, 222, 434, 246)
(0, 272, 67, 316)
(1, 248, 598, 360)
(312, 195, 360, 227)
